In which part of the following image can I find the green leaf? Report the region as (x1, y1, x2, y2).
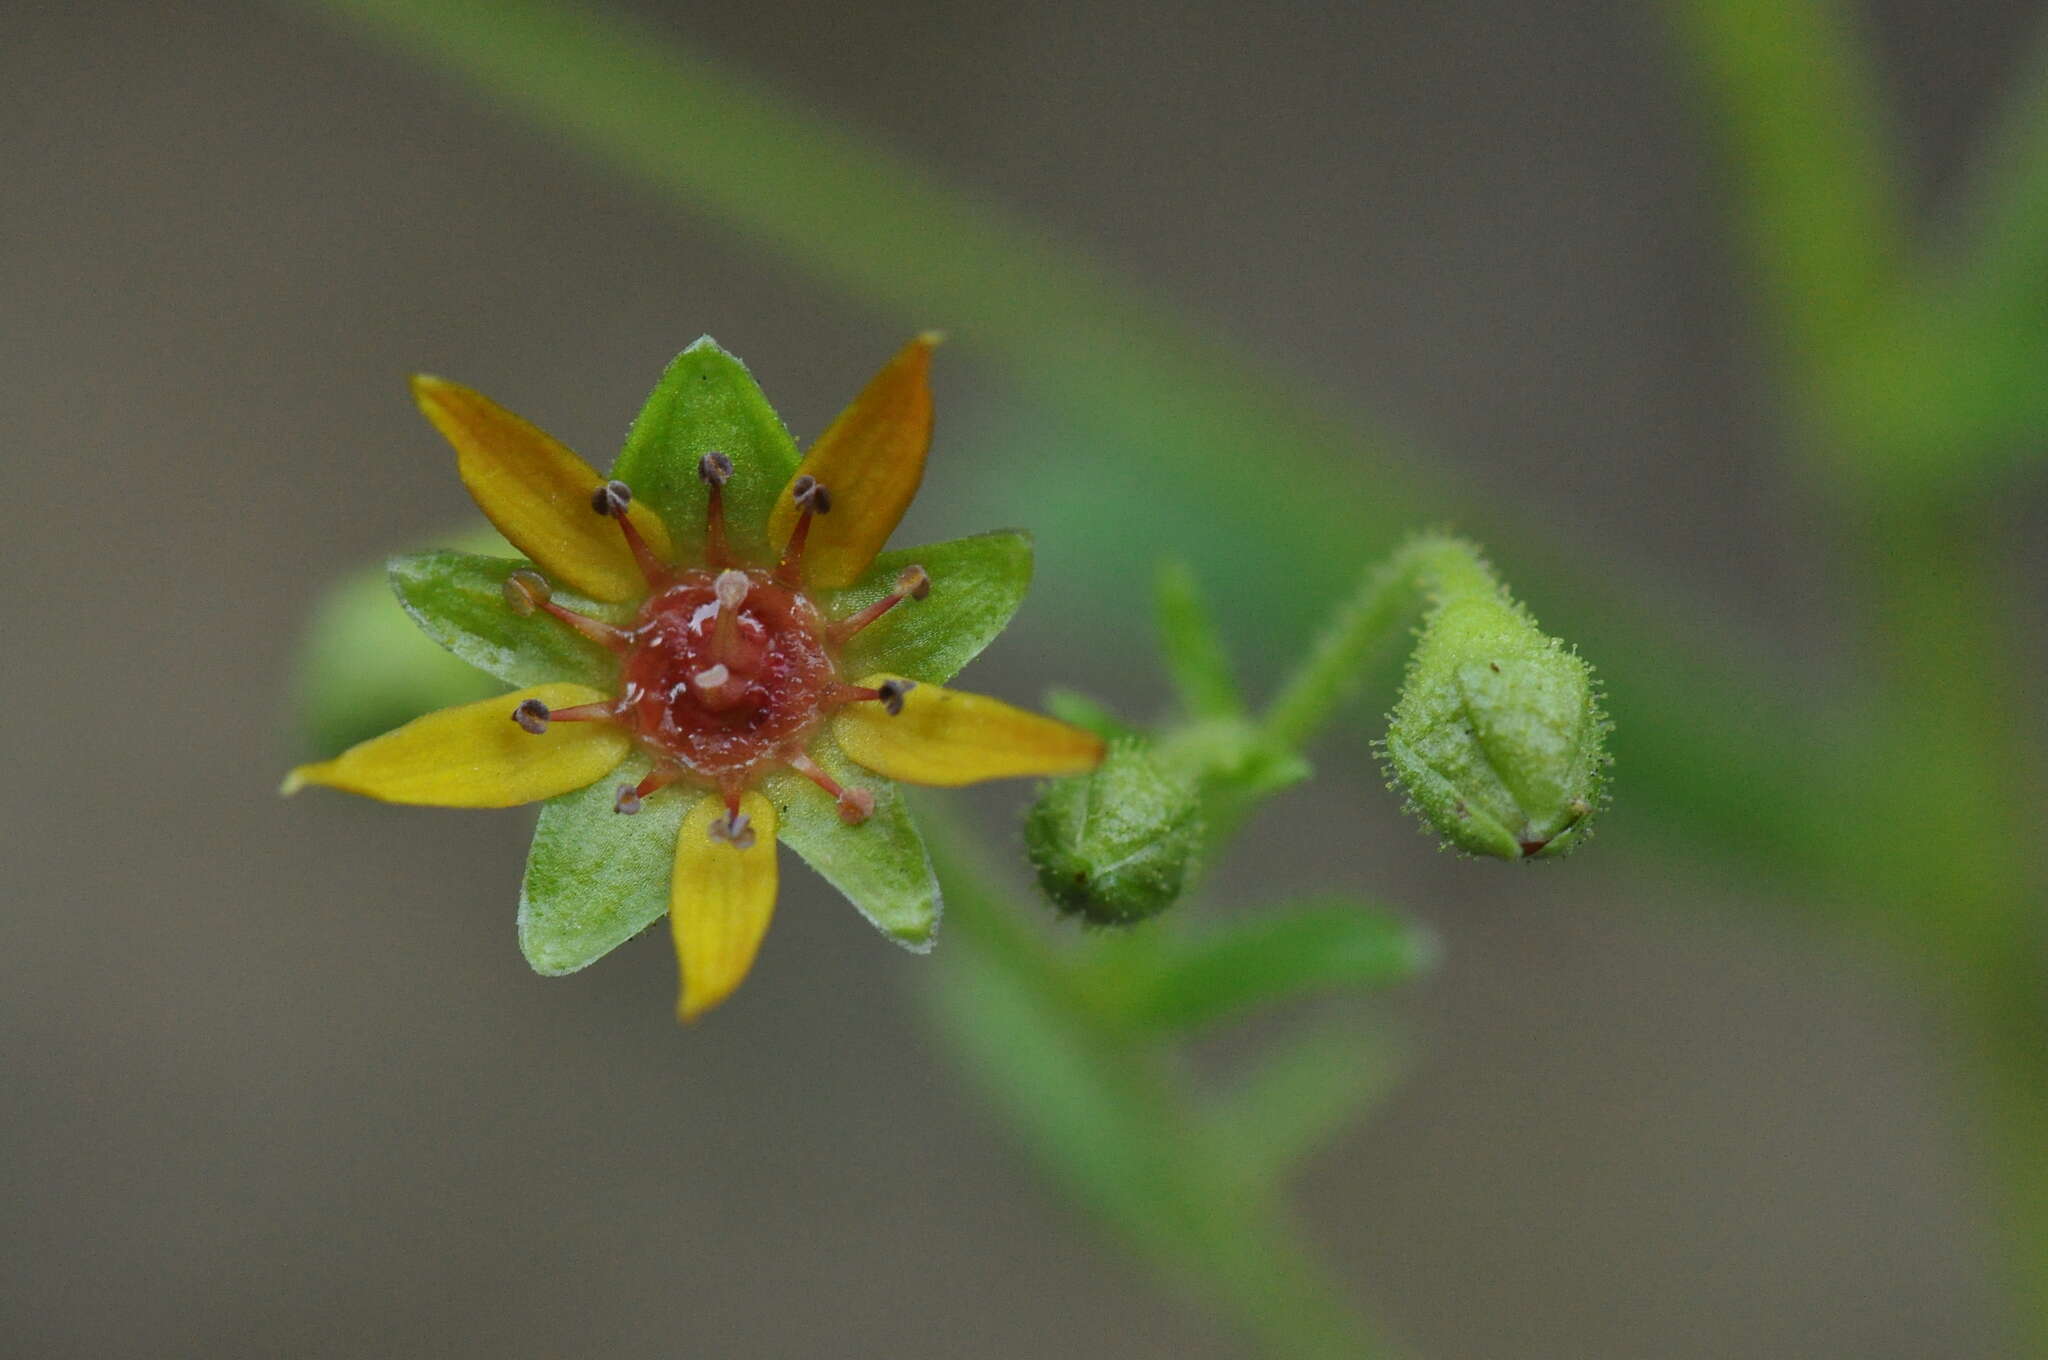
(1094, 898, 1432, 1032)
(828, 530, 1032, 684)
(610, 337, 801, 561)
(518, 753, 686, 974)
(1153, 558, 1242, 719)
(388, 550, 624, 689)
(762, 735, 939, 949)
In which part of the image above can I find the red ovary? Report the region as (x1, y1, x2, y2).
(619, 569, 836, 778)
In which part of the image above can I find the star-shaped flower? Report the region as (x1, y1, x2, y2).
(285, 336, 1104, 1019)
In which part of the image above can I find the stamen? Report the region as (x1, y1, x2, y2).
(698, 451, 734, 486)
(825, 679, 917, 715)
(503, 569, 551, 617)
(543, 701, 620, 723)
(830, 564, 932, 644)
(698, 451, 734, 566)
(793, 475, 833, 516)
(876, 678, 916, 716)
(707, 810, 757, 850)
(590, 477, 667, 586)
(614, 766, 679, 815)
(536, 599, 629, 655)
(787, 752, 875, 825)
(511, 698, 550, 734)
(776, 476, 831, 586)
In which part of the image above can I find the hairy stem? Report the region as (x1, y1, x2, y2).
(1260, 535, 1499, 752)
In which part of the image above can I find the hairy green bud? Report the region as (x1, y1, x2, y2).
(1384, 593, 1606, 859)
(1025, 739, 1203, 924)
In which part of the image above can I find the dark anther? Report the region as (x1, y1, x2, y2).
(709, 811, 756, 850)
(897, 564, 931, 600)
(503, 569, 551, 617)
(697, 451, 734, 487)
(792, 475, 832, 515)
(512, 698, 551, 734)
(590, 479, 633, 518)
(877, 678, 916, 716)
(614, 784, 644, 815)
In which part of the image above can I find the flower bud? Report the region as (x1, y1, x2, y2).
(1025, 739, 1203, 924)
(1384, 595, 1606, 859)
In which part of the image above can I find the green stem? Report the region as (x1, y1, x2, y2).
(924, 810, 1399, 1359)
(1260, 535, 1498, 752)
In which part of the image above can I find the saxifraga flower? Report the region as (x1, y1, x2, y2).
(285, 336, 1104, 1020)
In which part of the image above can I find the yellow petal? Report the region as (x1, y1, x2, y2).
(281, 683, 629, 807)
(766, 334, 939, 588)
(832, 673, 1105, 786)
(672, 790, 779, 1022)
(412, 375, 672, 602)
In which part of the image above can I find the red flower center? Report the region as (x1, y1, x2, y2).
(509, 469, 924, 827)
(620, 568, 835, 779)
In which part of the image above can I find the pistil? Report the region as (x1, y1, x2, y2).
(710, 569, 750, 668)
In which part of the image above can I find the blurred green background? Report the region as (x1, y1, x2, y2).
(7, 0, 2046, 1355)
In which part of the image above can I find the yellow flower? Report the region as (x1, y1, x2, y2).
(287, 336, 1103, 1020)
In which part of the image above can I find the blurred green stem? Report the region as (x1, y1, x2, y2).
(1854, 505, 2048, 1353)
(925, 809, 1398, 1360)
(1678, 0, 2048, 1342)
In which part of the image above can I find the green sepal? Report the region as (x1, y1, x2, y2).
(610, 337, 801, 561)
(1084, 897, 1432, 1032)
(388, 550, 625, 690)
(827, 530, 1033, 684)
(762, 735, 939, 950)
(518, 753, 685, 975)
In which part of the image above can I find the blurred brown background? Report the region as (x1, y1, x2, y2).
(5, 1, 2036, 1355)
